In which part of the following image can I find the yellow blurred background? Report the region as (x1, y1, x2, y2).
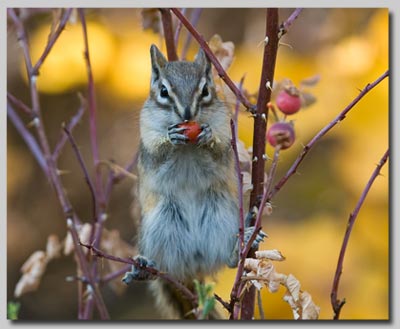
(7, 8, 388, 320)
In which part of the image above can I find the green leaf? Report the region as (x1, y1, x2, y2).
(7, 301, 21, 320)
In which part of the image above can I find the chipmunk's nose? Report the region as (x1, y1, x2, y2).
(184, 105, 192, 121)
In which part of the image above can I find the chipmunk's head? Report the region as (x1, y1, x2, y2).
(148, 44, 217, 123)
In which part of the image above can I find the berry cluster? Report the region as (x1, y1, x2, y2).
(266, 80, 302, 150)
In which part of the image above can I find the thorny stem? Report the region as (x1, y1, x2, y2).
(159, 8, 178, 61)
(331, 149, 389, 320)
(171, 8, 255, 111)
(269, 69, 389, 200)
(242, 8, 279, 320)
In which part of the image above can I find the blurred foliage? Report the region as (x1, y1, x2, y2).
(7, 8, 388, 320)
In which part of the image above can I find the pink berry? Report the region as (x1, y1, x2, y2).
(266, 122, 295, 150)
(276, 89, 302, 115)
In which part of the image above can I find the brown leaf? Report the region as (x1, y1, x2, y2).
(141, 9, 162, 34)
(46, 234, 61, 260)
(208, 34, 235, 72)
(255, 249, 286, 261)
(14, 251, 48, 297)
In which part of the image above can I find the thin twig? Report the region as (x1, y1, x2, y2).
(52, 99, 86, 161)
(103, 152, 139, 204)
(7, 103, 46, 172)
(63, 126, 98, 221)
(230, 120, 245, 251)
(80, 242, 198, 307)
(214, 293, 231, 313)
(159, 8, 178, 61)
(331, 148, 389, 320)
(7, 8, 33, 77)
(7, 92, 33, 116)
(264, 146, 281, 198)
(181, 8, 202, 60)
(31, 8, 73, 76)
(269, 69, 389, 200)
(279, 8, 303, 38)
(234, 75, 246, 137)
(101, 264, 131, 283)
(174, 8, 186, 48)
(78, 9, 105, 212)
(171, 8, 255, 112)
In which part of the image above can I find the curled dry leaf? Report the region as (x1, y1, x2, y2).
(255, 249, 286, 261)
(64, 223, 92, 256)
(285, 274, 301, 302)
(46, 234, 61, 260)
(244, 251, 320, 319)
(14, 250, 48, 298)
(208, 34, 235, 72)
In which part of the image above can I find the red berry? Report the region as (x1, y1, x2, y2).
(266, 122, 295, 150)
(178, 121, 202, 144)
(276, 89, 302, 115)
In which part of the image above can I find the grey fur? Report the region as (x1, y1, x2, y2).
(132, 44, 245, 318)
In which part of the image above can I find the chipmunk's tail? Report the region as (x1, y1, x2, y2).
(149, 279, 223, 320)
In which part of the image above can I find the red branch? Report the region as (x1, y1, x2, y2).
(240, 8, 280, 320)
(331, 148, 389, 319)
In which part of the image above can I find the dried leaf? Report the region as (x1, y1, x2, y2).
(299, 291, 320, 319)
(208, 34, 235, 72)
(244, 258, 260, 272)
(255, 249, 286, 261)
(46, 235, 61, 260)
(300, 92, 317, 108)
(236, 139, 252, 172)
(20, 251, 46, 274)
(141, 9, 162, 34)
(299, 74, 320, 87)
(14, 251, 48, 297)
(285, 274, 301, 302)
(64, 223, 92, 255)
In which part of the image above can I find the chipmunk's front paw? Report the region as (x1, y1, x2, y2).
(122, 255, 157, 284)
(244, 226, 268, 250)
(197, 123, 213, 146)
(168, 123, 189, 145)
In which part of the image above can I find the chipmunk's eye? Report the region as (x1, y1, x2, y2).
(160, 85, 169, 98)
(201, 83, 209, 98)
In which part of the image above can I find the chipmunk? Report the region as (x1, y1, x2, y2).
(123, 44, 265, 319)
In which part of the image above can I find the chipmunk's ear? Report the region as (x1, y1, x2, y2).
(150, 44, 167, 84)
(194, 47, 212, 79)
